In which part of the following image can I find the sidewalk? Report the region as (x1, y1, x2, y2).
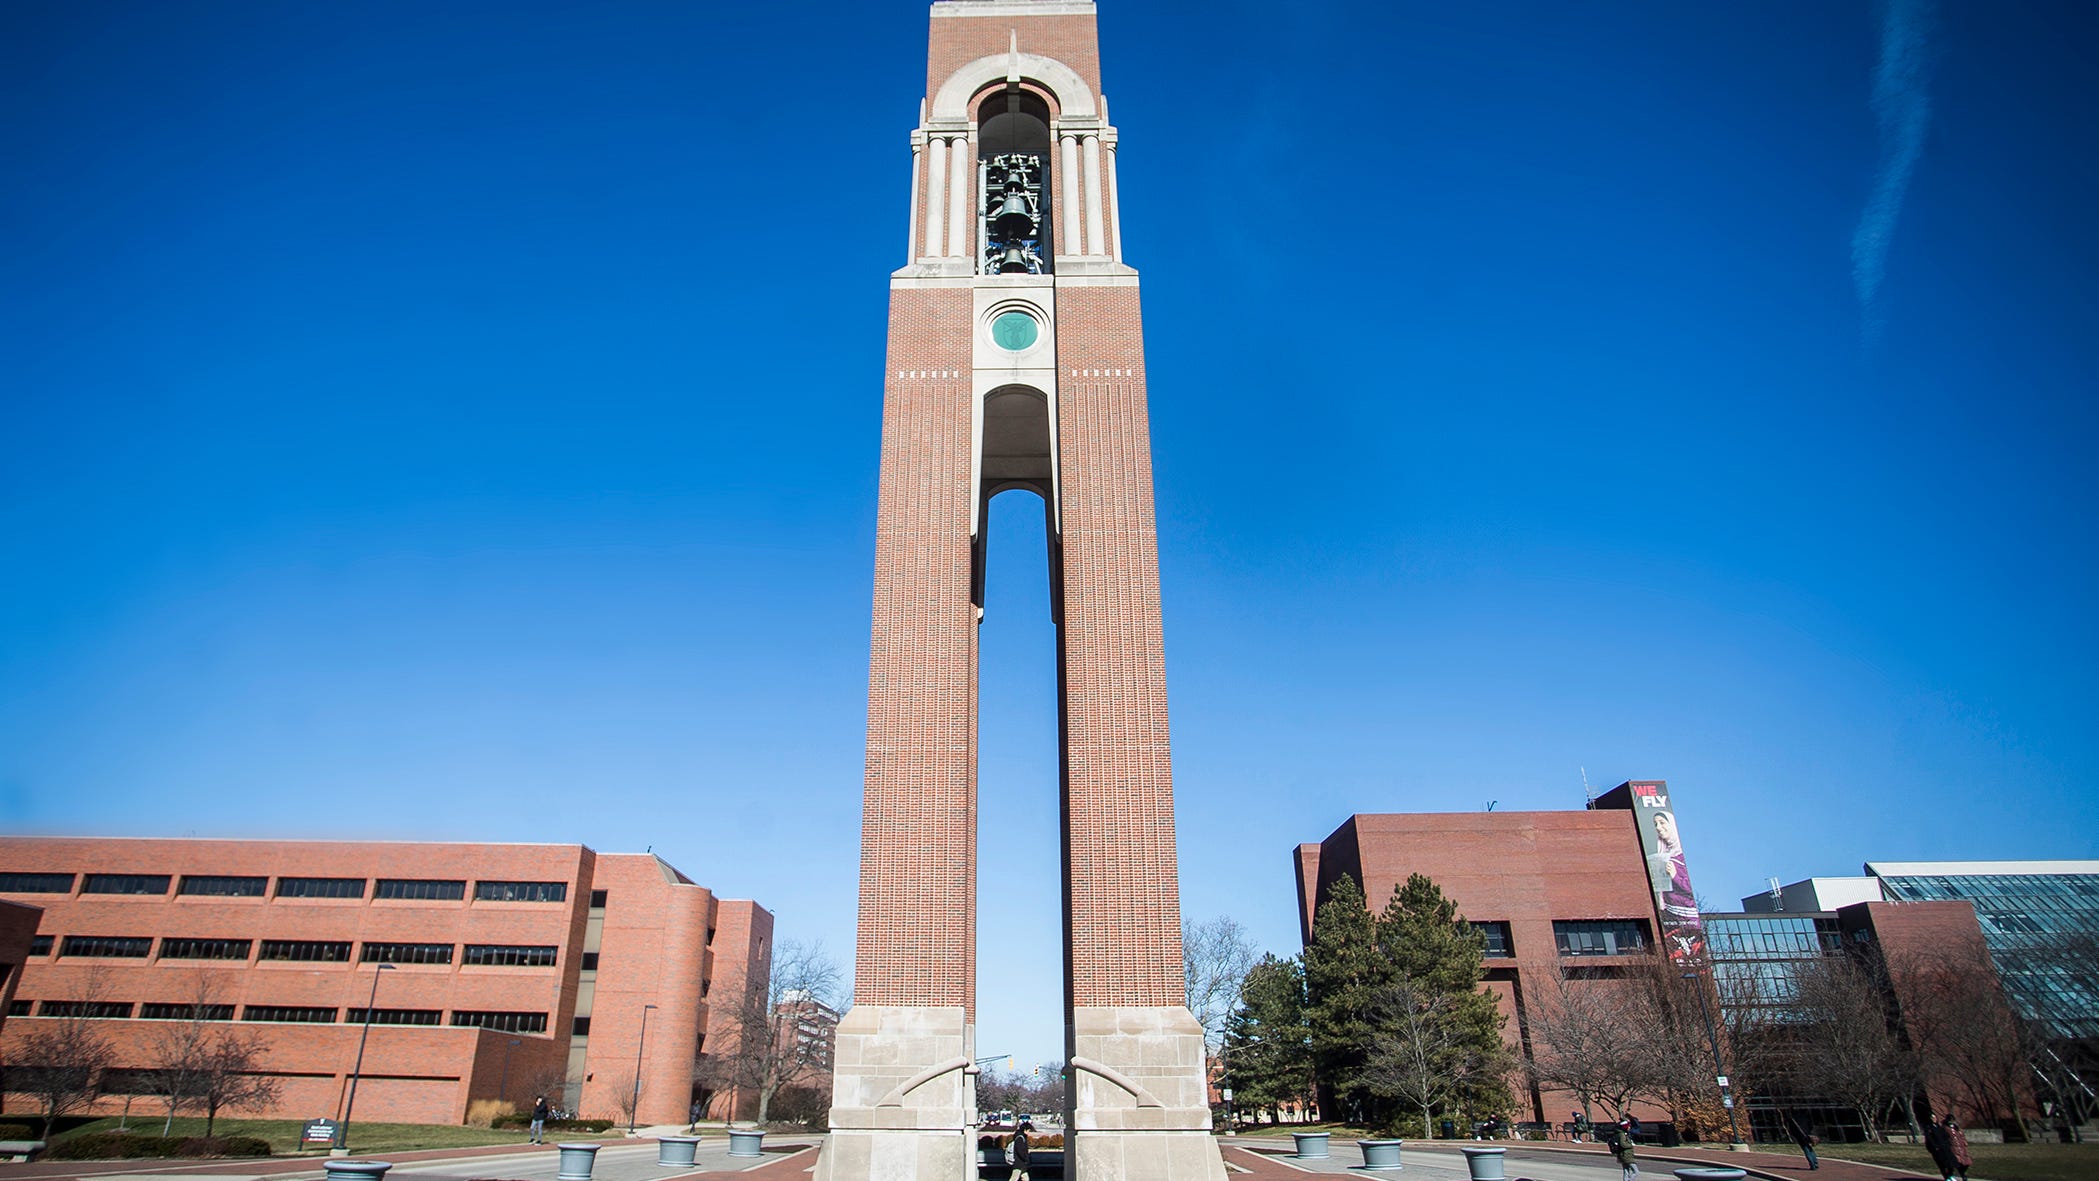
(1221, 1138, 1938, 1181)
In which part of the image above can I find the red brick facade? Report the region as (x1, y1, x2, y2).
(1297, 808, 1674, 1125)
(0, 837, 768, 1127)
(0, 899, 38, 1036)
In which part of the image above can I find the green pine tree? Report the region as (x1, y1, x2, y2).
(1365, 873, 1514, 1133)
(1304, 874, 1391, 1121)
(1222, 953, 1314, 1123)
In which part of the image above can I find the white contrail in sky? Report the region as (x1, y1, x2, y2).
(1852, 0, 1938, 343)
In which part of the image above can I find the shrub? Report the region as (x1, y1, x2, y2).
(46, 1132, 271, 1161)
(492, 1114, 615, 1132)
(0, 1123, 33, 1140)
(47, 1132, 169, 1161)
(466, 1099, 518, 1128)
(175, 1136, 271, 1158)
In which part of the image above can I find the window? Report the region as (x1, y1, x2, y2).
(97, 1069, 162, 1094)
(178, 875, 267, 897)
(571, 1016, 592, 1036)
(581, 952, 599, 971)
(61, 935, 153, 958)
(140, 1002, 234, 1021)
(476, 880, 567, 903)
(277, 877, 367, 899)
(374, 879, 465, 901)
(159, 938, 253, 961)
(0, 872, 75, 894)
(362, 942, 454, 965)
(244, 1005, 338, 1023)
(464, 944, 558, 967)
(451, 1010, 548, 1034)
(1553, 920, 1650, 957)
(346, 1008, 443, 1025)
(258, 939, 352, 962)
(40, 1000, 134, 1018)
(1473, 921, 1514, 958)
(6, 1000, 29, 1016)
(30, 935, 54, 956)
(589, 889, 608, 908)
(82, 874, 170, 896)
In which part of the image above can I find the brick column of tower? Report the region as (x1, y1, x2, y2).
(818, 5, 1225, 1179)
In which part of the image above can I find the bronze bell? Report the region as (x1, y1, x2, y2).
(992, 191, 1035, 238)
(997, 243, 1033, 273)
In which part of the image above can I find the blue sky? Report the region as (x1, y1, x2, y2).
(3, 1, 2095, 1071)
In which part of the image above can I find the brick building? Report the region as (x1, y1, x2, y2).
(0, 899, 37, 1036)
(0, 837, 770, 1127)
(1296, 789, 1688, 1128)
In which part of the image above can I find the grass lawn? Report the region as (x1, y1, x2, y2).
(1817, 1141, 2097, 1181)
(60, 1115, 623, 1155)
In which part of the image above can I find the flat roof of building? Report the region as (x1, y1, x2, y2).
(1866, 859, 2099, 877)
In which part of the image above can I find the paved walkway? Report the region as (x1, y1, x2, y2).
(1221, 1138, 1938, 1181)
(4, 1134, 1943, 1181)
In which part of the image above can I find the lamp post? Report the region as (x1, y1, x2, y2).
(630, 1004, 658, 1134)
(1683, 969, 1745, 1149)
(501, 1037, 522, 1104)
(337, 962, 397, 1150)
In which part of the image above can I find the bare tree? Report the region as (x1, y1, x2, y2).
(1789, 954, 1917, 1141)
(695, 940, 844, 1125)
(1363, 975, 1511, 1135)
(1524, 974, 1656, 1121)
(1885, 949, 2029, 1133)
(10, 979, 117, 1138)
(608, 1069, 642, 1127)
(1183, 916, 1258, 1058)
(140, 975, 282, 1137)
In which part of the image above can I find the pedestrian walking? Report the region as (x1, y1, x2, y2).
(1573, 1111, 1591, 1143)
(1944, 1116, 1972, 1181)
(1783, 1111, 1819, 1171)
(531, 1094, 550, 1145)
(1610, 1117, 1639, 1181)
(1924, 1114, 1957, 1181)
(1009, 1120, 1033, 1181)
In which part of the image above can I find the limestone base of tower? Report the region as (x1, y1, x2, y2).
(1068, 1005, 1229, 1181)
(814, 1004, 975, 1181)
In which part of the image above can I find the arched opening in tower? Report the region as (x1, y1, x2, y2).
(973, 383, 1066, 1078)
(976, 90, 1055, 275)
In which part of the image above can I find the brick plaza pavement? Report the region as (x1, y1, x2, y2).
(1219, 1138, 1938, 1181)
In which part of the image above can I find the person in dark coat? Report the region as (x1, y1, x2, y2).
(530, 1094, 551, 1144)
(1783, 1111, 1819, 1170)
(1944, 1116, 1972, 1181)
(1009, 1120, 1033, 1181)
(1609, 1117, 1639, 1181)
(1923, 1115, 1958, 1181)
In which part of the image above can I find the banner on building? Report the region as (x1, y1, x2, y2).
(1596, 779, 1705, 964)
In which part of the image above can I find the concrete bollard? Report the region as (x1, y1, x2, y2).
(323, 1161, 392, 1181)
(1292, 1131, 1331, 1159)
(1462, 1145, 1507, 1180)
(1358, 1139, 1404, 1169)
(556, 1142, 602, 1180)
(727, 1128, 767, 1157)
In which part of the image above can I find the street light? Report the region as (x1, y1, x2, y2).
(337, 962, 397, 1150)
(1683, 969, 1746, 1149)
(630, 1003, 659, 1134)
(501, 1037, 522, 1104)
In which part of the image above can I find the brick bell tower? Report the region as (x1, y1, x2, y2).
(817, 3, 1225, 1180)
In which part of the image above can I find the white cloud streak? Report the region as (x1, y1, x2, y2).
(1852, 0, 1938, 343)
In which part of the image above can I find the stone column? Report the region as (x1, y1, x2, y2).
(947, 134, 970, 259)
(1060, 131, 1083, 255)
(906, 137, 924, 262)
(1082, 133, 1106, 256)
(1106, 136, 1124, 263)
(924, 134, 948, 259)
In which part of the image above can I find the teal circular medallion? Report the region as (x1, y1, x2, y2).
(991, 311, 1040, 351)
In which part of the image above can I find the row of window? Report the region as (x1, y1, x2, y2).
(1461, 919, 1652, 958)
(0, 872, 574, 903)
(27, 935, 558, 967)
(6, 999, 549, 1033)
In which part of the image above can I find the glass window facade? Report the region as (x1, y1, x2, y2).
(474, 880, 567, 903)
(1878, 870, 2099, 1038)
(178, 875, 267, 897)
(1553, 919, 1649, 956)
(1705, 913, 1844, 1016)
(277, 877, 367, 899)
(374, 878, 466, 901)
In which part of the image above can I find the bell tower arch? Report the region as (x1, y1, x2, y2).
(817, 6, 1226, 1180)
